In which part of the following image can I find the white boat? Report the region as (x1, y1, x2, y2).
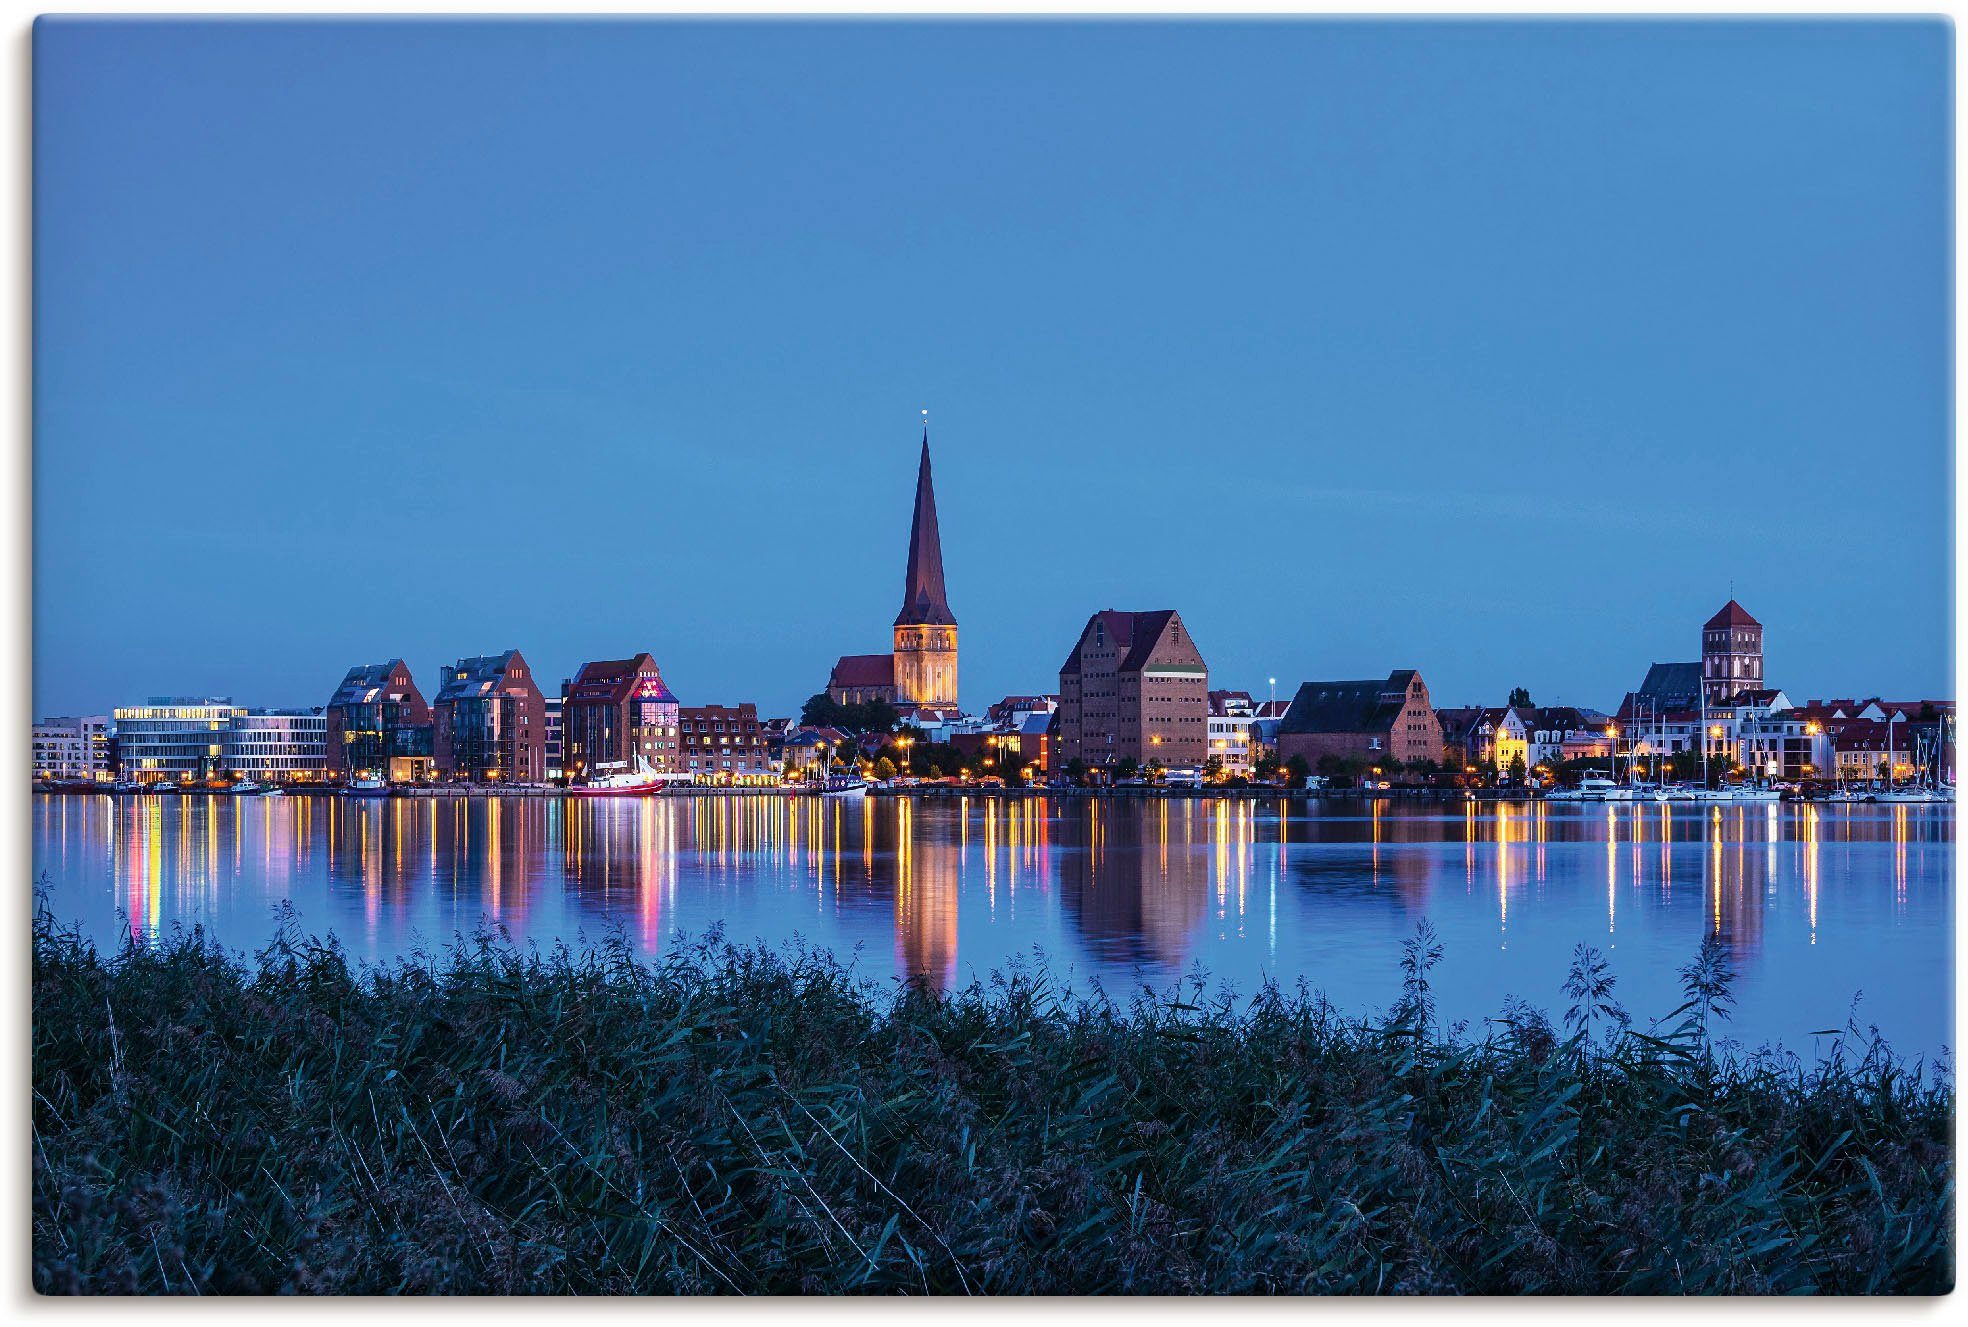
(342, 775, 389, 798)
(1547, 776, 1650, 803)
(1656, 785, 1781, 804)
(263, 786, 287, 798)
(230, 780, 265, 796)
(819, 775, 868, 798)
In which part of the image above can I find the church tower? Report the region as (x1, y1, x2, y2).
(892, 428, 958, 710)
(1701, 599, 1763, 704)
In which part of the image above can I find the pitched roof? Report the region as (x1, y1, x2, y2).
(828, 653, 895, 689)
(1705, 599, 1761, 630)
(328, 659, 415, 707)
(1635, 661, 1703, 706)
(435, 650, 527, 703)
(894, 431, 956, 627)
(1060, 609, 1186, 675)
(566, 653, 676, 707)
(1278, 675, 1411, 736)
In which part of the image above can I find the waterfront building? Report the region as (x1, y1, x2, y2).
(1736, 709, 1833, 781)
(560, 654, 681, 784)
(32, 715, 112, 783)
(112, 697, 245, 785)
(1275, 671, 1442, 769)
(678, 703, 776, 783)
(1057, 609, 1210, 771)
(1434, 707, 1484, 770)
(1206, 691, 1257, 777)
(1703, 599, 1765, 704)
(1526, 707, 1614, 767)
(825, 427, 959, 719)
(324, 659, 436, 783)
(432, 650, 547, 783)
(223, 709, 329, 783)
(1011, 710, 1054, 776)
(544, 696, 564, 782)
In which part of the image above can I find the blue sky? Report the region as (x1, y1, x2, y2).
(34, 19, 1952, 717)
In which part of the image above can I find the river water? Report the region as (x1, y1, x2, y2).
(31, 792, 1955, 1062)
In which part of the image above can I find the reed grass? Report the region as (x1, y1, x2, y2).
(32, 909, 1953, 1295)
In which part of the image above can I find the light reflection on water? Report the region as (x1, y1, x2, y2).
(32, 793, 1955, 1061)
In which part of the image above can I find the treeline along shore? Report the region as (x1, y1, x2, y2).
(33, 912, 1953, 1295)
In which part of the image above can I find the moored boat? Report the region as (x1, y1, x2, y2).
(569, 756, 684, 797)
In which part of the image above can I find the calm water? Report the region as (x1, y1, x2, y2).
(32, 792, 1956, 1061)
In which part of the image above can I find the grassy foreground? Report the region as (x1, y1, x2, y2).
(32, 914, 1953, 1295)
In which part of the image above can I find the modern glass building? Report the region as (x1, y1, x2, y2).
(111, 698, 244, 785)
(432, 649, 546, 783)
(324, 659, 436, 783)
(223, 709, 329, 783)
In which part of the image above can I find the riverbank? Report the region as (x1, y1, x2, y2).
(32, 917, 1952, 1294)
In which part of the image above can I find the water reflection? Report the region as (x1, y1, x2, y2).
(32, 794, 1956, 1058)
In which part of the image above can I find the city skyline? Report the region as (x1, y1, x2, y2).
(34, 19, 1951, 717)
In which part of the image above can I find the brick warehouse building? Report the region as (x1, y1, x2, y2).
(1057, 609, 1210, 771)
(324, 658, 435, 783)
(1276, 670, 1443, 769)
(560, 653, 682, 783)
(432, 649, 547, 783)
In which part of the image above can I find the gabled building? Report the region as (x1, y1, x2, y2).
(826, 654, 897, 707)
(1276, 671, 1442, 768)
(1057, 609, 1210, 770)
(560, 653, 681, 784)
(325, 659, 435, 783)
(432, 650, 547, 783)
(1526, 706, 1614, 766)
(1702, 599, 1764, 704)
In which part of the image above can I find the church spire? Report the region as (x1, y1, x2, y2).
(894, 419, 955, 627)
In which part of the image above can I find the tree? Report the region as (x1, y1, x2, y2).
(1507, 686, 1532, 708)
(873, 756, 897, 781)
(1064, 757, 1090, 787)
(1506, 754, 1527, 785)
(1253, 751, 1282, 784)
(1115, 756, 1140, 782)
(797, 693, 898, 735)
(1316, 752, 1364, 786)
(1284, 754, 1312, 786)
(1203, 755, 1225, 782)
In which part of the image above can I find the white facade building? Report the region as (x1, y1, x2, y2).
(32, 715, 112, 783)
(1206, 713, 1254, 776)
(223, 709, 329, 783)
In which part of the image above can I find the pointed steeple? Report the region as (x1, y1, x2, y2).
(895, 424, 956, 627)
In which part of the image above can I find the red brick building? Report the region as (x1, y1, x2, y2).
(324, 658, 435, 783)
(560, 653, 681, 783)
(1057, 609, 1210, 771)
(1276, 671, 1442, 768)
(432, 650, 547, 783)
(678, 703, 775, 784)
